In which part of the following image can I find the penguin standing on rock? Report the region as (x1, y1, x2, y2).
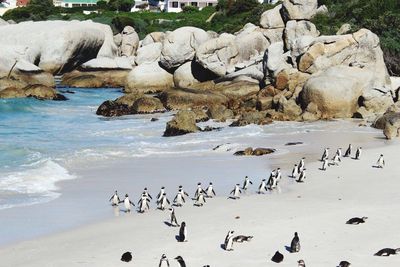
(242, 176, 253, 191)
(376, 154, 385, 168)
(109, 190, 120, 206)
(168, 207, 180, 227)
(224, 230, 235, 251)
(157, 193, 170, 210)
(178, 222, 187, 242)
(206, 182, 216, 198)
(229, 184, 241, 199)
(121, 194, 135, 212)
(344, 144, 352, 157)
(174, 256, 186, 267)
(355, 147, 362, 160)
(258, 179, 268, 194)
(159, 254, 170, 267)
(291, 164, 299, 178)
(137, 193, 150, 213)
(173, 189, 186, 207)
(290, 232, 301, 253)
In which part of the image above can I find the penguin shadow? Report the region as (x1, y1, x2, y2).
(220, 244, 226, 250)
(284, 246, 292, 253)
(228, 197, 240, 200)
(372, 165, 382, 169)
(318, 168, 327, 171)
(164, 221, 179, 227)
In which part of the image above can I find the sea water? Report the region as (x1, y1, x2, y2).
(0, 87, 383, 211)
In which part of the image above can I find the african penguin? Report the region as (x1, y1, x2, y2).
(109, 190, 120, 206)
(224, 230, 235, 251)
(374, 248, 400, 256)
(346, 217, 368, 225)
(290, 232, 300, 253)
(174, 256, 186, 267)
(242, 176, 253, 190)
(159, 254, 170, 267)
(377, 154, 385, 168)
(206, 182, 216, 198)
(178, 222, 187, 242)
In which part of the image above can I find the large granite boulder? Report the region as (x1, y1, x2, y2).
(96, 93, 144, 117)
(230, 111, 272, 126)
(284, 20, 319, 53)
(282, 0, 318, 20)
(160, 27, 211, 69)
(0, 84, 66, 101)
(173, 61, 217, 88)
(132, 96, 166, 114)
(0, 20, 117, 74)
(125, 62, 174, 94)
(141, 32, 166, 47)
(265, 42, 292, 77)
(163, 110, 200, 137)
(120, 26, 140, 57)
(260, 5, 285, 29)
(135, 43, 162, 65)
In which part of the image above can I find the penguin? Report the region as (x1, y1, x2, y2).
(178, 185, 190, 197)
(321, 148, 329, 161)
(120, 251, 132, 262)
(168, 207, 180, 227)
(157, 187, 166, 202)
(298, 259, 306, 267)
(178, 221, 187, 242)
(109, 190, 120, 206)
(267, 170, 276, 189)
(275, 168, 282, 181)
(338, 261, 351, 267)
(298, 157, 305, 172)
(336, 148, 342, 158)
(330, 153, 341, 166)
(344, 144, 352, 157)
(142, 187, 152, 200)
(355, 147, 362, 160)
(173, 189, 186, 207)
(157, 193, 170, 210)
(174, 256, 186, 267)
(271, 251, 284, 263)
(291, 164, 299, 178)
(159, 254, 170, 267)
(374, 248, 400, 256)
(224, 230, 235, 251)
(121, 194, 135, 212)
(242, 176, 253, 190)
(290, 232, 300, 253)
(258, 179, 268, 194)
(233, 235, 253, 243)
(137, 193, 150, 213)
(205, 182, 216, 198)
(194, 183, 205, 199)
(229, 184, 241, 199)
(321, 159, 328, 171)
(346, 216, 368, 225)
(296, 169, 306, 183)
(195, 192, 206, 206)
(376, 154, 385, 168)
(271, 168, 281, 188)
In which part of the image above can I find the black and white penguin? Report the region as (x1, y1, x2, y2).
(242, 176, 253, 191)
(321, 159, 328, 171)
(174, 256, 186, 267)
(233, 235, 253, 243)
(121, 251, 132, 262)
(291, 164, 299, 178)
(173, 189, 186, 207)
(137, 193, 150, 213)
(178, 222, 187, 242)
(290, 232, 300, 253)
(142, 187, 152, 200)
(271, 251, 284, 263)
(376, 154, 385, 168)
(298, 259, 306, 267)
(344, 144, 352, 157)
(178, 185, 190, 197)
(224, 230, 235, 251)
(374, 248, 400, 256)
(206, 182, 216, 198)
(330, 153, 341, 166)
(121, 194, 135, 212)
(321, 148, 329, 161)
(355, 147, 362, 160)
(338, 261, 351, 267)
(258, 179, 268, 194)
(109, 190, 120, 206)
(298, 157, 305, 172)
(194, 183, 205, 199)
(336, 148, 342, 158)
(267, 170, 276, 189)
(157, 193, 170, 210)
(157, 187, 166, 202)
(195, 192, 207, 206)
(296, 169, 306, 183)
(159, 254, 170, 267)
(346, 217, 368, 225)
(168, 207, 180, 227)
(229, 184, 241, 199)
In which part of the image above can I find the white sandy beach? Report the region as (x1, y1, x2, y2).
(1, 134, 400, 266)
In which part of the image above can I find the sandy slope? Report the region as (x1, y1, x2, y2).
(1, 141, 400, 267)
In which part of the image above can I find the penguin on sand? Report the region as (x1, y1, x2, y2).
(258, 179, 268, 194)
(178, 222, 187, 242)
(321, 148, 329, 161)
(137, 193, 150, 213)
(121, 194, 135, 213)
(242, 176, 253, 191)
(174, 256, 186, 267)
(296, 169, 306, 183)
(290, 232, 300, 253)
(374, 248, 400, 256)
(109, 190, 120, 206)
(346, 217, 368, 225)
(376, 154, 385, 168)
(205, 182, 216, 198)
(157, 187, 166, 202)
(142, 187, 152, 200)
(194, 183, 206, 199)
(229, 184, 241, 199)
(224, 230, 235, 251)
(336, 148, 342, 158)
(291, 164, 299, 178)
(355, 147, 362, 160)
(159, 254, 170, 267)
(298, 259, 306, 267)
(173, 189, 186, 207)
(298, 157, 305, 172)
(338, 261, 351, 267)
(195, 192, 207, 207)
(321, 159, 328, 171)
(344, 144, 352, 157)
(178, 185, 190, 197)
(330, 153, 341, 166)
(157, 193, 170, 210)
(168, 207, 180, 227)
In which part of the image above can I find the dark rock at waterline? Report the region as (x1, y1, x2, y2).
(96, 100, 132, 117)
(163, 110, 200, 137)
(151, 118, 159, 122)
(285, 142, 303, 146)
(60, 90, 75, 94)
(201, 126, 222, 132)
(0, 85, 67, 101)
(234, 147, 275, 156)
(230, 111, 272, 127)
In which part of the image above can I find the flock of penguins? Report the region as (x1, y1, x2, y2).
(109, 144, 397, 266)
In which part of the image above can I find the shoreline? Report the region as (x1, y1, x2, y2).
(0, 138, 399, 266)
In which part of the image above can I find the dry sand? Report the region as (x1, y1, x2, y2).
(1, 140, 400, 267)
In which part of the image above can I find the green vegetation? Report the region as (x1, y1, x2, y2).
(313, 0, 400, 76)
